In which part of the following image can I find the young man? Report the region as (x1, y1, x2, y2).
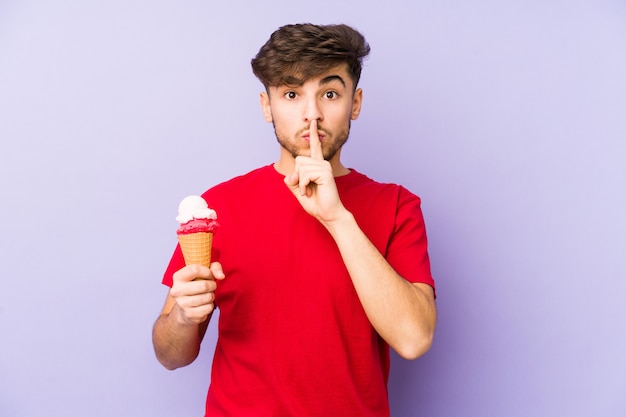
(152, 23, 437, 416)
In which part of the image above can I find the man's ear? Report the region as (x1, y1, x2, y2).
(351, 88, 363, 120)
(260, 92, 273, 122)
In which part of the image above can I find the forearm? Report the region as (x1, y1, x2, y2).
(152, 304, 207, 370)
(323, 210, 437, 359)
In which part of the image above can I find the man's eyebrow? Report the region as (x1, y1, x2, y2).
(319, 75, 346, 87)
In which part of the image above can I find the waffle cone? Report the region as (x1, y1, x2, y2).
(178, 232, 213, 267)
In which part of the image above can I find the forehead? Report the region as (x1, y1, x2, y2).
(275, 64, 353, 89)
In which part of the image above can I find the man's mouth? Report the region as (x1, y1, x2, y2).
(302, 133, 326, 142)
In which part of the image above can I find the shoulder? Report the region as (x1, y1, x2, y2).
(340, 169, 422, 207)
(201, 165, 275, 197)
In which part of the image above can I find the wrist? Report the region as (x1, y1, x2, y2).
(321, 208, 355, 235)
(171, 303, 198, 328)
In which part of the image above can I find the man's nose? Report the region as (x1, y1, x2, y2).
(303, 97, 322, 122)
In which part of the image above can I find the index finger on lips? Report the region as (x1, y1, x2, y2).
(309, 119, 323, 161)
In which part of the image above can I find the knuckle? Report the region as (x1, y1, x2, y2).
(187, 264, 202, 276)
(169, 285, 183, 298)
(198, 279, 215, 292)
(205, 293, 215, 304)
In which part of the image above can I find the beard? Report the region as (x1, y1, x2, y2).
(273, 121, 351, 161)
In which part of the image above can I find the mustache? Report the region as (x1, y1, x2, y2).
(296, 125, 329, 137)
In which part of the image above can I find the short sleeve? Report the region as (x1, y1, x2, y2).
(162, 243, 185, 287)
(385, 187, 435, 294)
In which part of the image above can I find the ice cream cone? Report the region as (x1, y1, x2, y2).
(175, 195, 218, 268)
(178, 232, 213, 267)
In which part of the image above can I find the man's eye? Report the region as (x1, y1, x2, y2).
(325, 91, 338, 99)
(285, 91, 297, 99)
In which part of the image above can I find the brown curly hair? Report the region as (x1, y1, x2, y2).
(251, 23, 370, 90)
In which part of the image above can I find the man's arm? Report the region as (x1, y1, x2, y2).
(284, 120, 436, 359)
(324, 210, 436, 359)
(152, 263, 225, 369)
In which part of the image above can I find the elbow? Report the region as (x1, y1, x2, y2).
(160, 362, 178, 371)
(152, 337, 198, 370)
(393, 282, 437, 360)
(162, 362, 184, 371)
(154, 350, 179, 370)
(155, 351, 194, 371)
(152, 336, 197, 371)
(393, 329, 435, 360)
(157, 355, 181, 371)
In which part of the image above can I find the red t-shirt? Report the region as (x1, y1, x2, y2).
(163, 165, 435, 417)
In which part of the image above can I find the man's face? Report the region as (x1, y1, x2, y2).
(260, 64, 362, 163)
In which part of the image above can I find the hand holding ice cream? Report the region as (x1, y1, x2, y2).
(166, 195, 223, 327)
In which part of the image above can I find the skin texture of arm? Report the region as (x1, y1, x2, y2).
(152, 263, 224, 370)
(284, 120, 437, 359)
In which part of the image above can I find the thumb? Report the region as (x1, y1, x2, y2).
(210, 262, 226, 280)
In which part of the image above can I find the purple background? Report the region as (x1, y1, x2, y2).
(1, 1, 625, 416)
